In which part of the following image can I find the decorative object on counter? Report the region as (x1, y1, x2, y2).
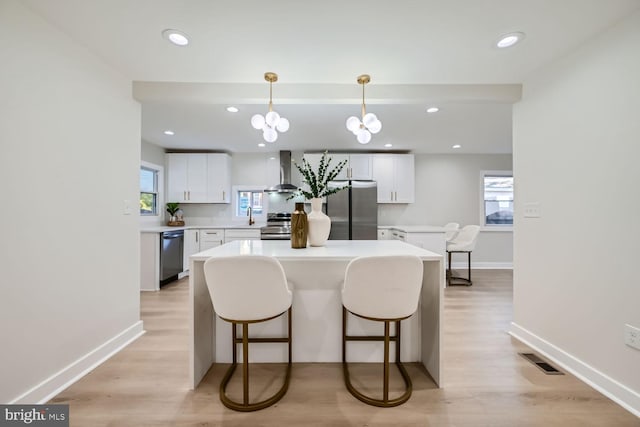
(289, 151, 348, 246)
(166, 202, 185, 226)
(345, 74, 382, 145)
(307, 198, 331, 246)
(250, 72, 290, 143)
(291, 202, 308, 248)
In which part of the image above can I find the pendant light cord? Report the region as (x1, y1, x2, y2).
(361, 82, 366, 119)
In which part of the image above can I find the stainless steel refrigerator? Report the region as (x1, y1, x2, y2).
(326, 180, 378, 240)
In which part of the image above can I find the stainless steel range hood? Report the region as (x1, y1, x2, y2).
(264, 151, 299, 193)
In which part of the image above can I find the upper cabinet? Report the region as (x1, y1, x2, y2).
(303, 153, 373, 181)
(346, 154, 373, 180)
(207, 154, 231, 203)
(167, 153, 231, 203)
(372, 154, 415, 203)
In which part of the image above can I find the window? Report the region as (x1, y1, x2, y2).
(140, 166, 159, 216)
(232, 185, 269, 221)
(481, 171, 513, 228)
(237, 190, 264, 216)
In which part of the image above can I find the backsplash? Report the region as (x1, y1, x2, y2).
(176, 192, 306, 225)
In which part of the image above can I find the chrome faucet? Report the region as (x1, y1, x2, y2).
(247, 206, 255, 225)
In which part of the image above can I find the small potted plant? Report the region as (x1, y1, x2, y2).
(289, 152, 349, 246)
(166, 202, 183, 225)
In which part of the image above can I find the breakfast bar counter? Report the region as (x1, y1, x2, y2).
(189, 240, 444, 389)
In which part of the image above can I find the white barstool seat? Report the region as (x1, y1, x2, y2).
(446, 225, 480, 286)
(203, 255, 293, 412)
(443, 222, 460, 242)
(341, 255, 423, 407)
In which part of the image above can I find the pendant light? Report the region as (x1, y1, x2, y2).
(251, 72, 289, 143)
(346, 74, 382, 144)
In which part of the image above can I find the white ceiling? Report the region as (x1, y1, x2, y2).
(24, 0, 640, 154)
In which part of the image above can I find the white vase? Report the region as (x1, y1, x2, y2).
(307, 198, 331, 247)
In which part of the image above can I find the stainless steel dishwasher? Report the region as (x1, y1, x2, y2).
(160, 230, 184, 286)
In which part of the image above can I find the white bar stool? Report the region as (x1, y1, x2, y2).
(443, 222, 460, 242)
(446, 224, 481, 286)
(341, 255, 424, 407)
(203, 255, 293, 412)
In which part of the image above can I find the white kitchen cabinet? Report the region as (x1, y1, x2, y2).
(372, 154, 414, 203)
(303, 153, 373, 181)
(403, 232, 446, 257)
(200, 229, 225, 250)
(167, 154, 208, 203)
(224, 228, 260, 243)
(346, 154, 373, 180)
(207, 154, 231, 203)
(140, 232, 160, 291)
(167, 153, 231, 203)
(389, 229, 407, 242)
(183, 229, 202, 271)
(377, 228, 391, 240)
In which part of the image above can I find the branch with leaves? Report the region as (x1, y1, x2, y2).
(288, 151, 350, 200)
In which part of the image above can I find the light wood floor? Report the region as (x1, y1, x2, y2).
(50, 270, 639, 426)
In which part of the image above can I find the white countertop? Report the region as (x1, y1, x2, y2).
(191, 239, 442, 262)
(379, 225, 446, 233)
(140, 223, 266, 233)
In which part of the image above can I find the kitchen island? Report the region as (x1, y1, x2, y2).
(189, 240, 444, 389)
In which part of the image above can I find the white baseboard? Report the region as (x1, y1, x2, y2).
(509, 322, 640, 418)
(10, 321, 145, 404)
(450, 261, 513, 269)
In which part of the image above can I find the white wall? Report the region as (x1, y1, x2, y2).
(379, 154, 513, 266)
(141, 140, 166, 167)
(512, 10, 640, 414)
(0, 1, 142, 403)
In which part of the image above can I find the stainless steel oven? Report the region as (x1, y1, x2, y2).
(260, 212, 292, 240)
(160, 230, 184, 286)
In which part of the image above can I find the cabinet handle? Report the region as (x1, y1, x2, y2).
(188, 191, 191, 200)
(195, 232, 198, 243)
(183, 191, 186, 200)
(223, 191, 226, 201)
(390, 191, 393, 201)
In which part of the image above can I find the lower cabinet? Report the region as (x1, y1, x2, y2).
(140, 232, 161, 291)
(377, 228, 391, 240)
(386, 227, 446, 257)
(180, 228, 260, 275)
(405, 233, 446, 257)
(390, 229, 407, 242)
(200, 229, 224, 250)
(183, 229, 224, 272)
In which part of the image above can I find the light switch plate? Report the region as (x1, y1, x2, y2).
(524, 202, 541, 218)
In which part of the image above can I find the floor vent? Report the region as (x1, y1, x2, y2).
(519, 353, 564, 375)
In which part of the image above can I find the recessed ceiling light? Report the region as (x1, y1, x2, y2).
(496, 32, 525, 48)
(162, 29, 189, 46)
(384, 143, 393, 148)
(258, 143, 266, 148)
(164, 130, 175, 135)
(269, 156, 276, 160)
(452, 144, 462, 149)
(426, 107, 439, 113)
(226, 106, 239, 113)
